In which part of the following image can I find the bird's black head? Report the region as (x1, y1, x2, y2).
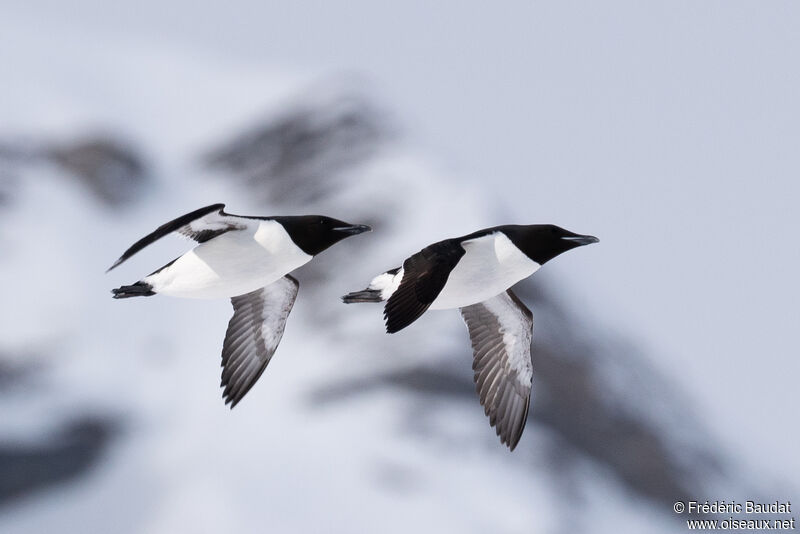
(275, 215, 371, 256)
(502, 224, 599, 265)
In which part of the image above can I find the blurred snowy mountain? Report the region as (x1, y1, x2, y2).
(0, 89, 781, 534)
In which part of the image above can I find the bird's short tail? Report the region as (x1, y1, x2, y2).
(342, 268, 400, 304)
(112, 281, 155, 299)
(342, 288, 383, 303)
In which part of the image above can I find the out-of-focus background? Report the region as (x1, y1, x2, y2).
(1, 2, 798, 532)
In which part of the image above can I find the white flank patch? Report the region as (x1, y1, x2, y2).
(430, 232, 539, 310)
(369, 268, 404, 300)
(148, 220, 312, 299)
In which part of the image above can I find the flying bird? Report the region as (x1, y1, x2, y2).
(108, 203, 370, 407)
(343, 224, 597, 450)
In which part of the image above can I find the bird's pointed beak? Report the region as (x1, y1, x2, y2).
(334, 224, 372, 235)
(562, 234, 599, 246)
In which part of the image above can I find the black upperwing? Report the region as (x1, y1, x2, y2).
(106, 203, 246, 272)
(383, 239, 466, 333)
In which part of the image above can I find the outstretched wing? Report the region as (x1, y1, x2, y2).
(460, 289, 533, 451)
(107, 203, 246, 271)
(220, 275, 300, 408)
(383, 240, 465, 333)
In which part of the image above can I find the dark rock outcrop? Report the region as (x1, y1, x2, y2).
(0, 356, 119, 508)
(0, 417, 116, 507)
(47, 136, 149, 207)
(205, 94, 387, 205)
(0, 135, 149, 208)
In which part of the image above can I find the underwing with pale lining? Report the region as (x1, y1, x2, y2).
(221, 275, 300, 408)
(460, 289, 533, 451)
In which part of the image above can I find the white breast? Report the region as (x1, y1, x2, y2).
(430, 232, 538, 310)
(146, 220, 312, 299)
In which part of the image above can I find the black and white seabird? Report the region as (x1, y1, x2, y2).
(108, 203, 370, 407)
(343, 224, 598, 450)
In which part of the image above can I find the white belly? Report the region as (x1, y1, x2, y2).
(429, 232, 538, 309)
(146, 220, 311, 299)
